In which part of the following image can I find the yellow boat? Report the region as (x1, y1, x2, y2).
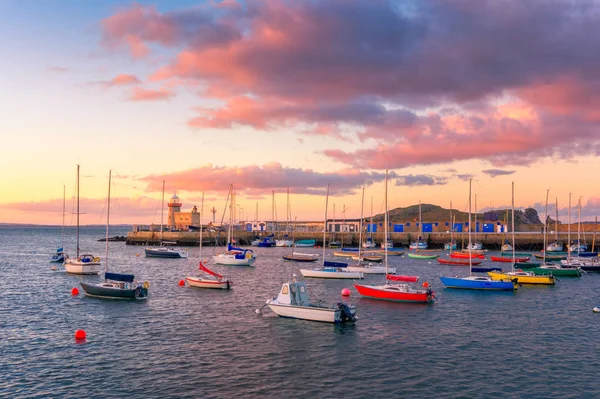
(487, 271, 555, 285)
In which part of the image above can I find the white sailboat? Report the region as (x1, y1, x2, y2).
(569, 197, 587, 253)
(276, 188, 294, 247)
(444, 201, 457, 251)
(300, 185, 363, 279)
(409, 201, 428, 250)
(80, 170, 150, 299)
(187, 193, 233, 289)
(213, 184, 256, 266)
(260, 275, 357, 323)
(466, 194, 484, 251)
(348, 187, 396, 275)
(362, 196, 376, 249)
(144, 181, 188, 259)
(64, 165, 102, 275)
(546, 197, 563, 252)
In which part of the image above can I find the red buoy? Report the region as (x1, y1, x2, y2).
(74, 329, 86, 340)
(71, 287, 79, 296)
(341, 288, 351, 296)
(422, 282, 429, 288)
(178, 279, 185, 287)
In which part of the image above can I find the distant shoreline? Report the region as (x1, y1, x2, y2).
(0, 223, 132, 228)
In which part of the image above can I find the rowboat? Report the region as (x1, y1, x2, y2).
(450, 252, 485, 259)
(282, 254, 319, 262)
(408, 253, 439, 259)
(490, 256, 530, 263)
(534, 253, 567, 261)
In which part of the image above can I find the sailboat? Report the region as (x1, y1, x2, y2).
(51, 185, 67, 263)
(64, 165, 102, 275)
(500, 210, 513, 252)
(444, 203, 457, 251)
(348, 187, 395, 274)
(186, 193, 233, 289)
(546, 197, 564, 252)
(439, 179, 518, 291)
(300, 185, 363, 279)
(144, 181, 188, 259)
(276, 189, 294, 247)
(80, 170, 150, 299)
(409, 201, 428, 250)
(362, 196, 376, 249)
(212, 184, 256, 266)
(465, 194, 484, 251)
(570, 197, 588, 253)
(354, 171, 434, 303)
(260, 275, 357, 323)
(487, 183, 555, 285)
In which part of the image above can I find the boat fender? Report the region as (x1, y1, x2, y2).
(93, 257, 100, 263)
(143, 281, 150, 289)
(245, 251, 252, 259)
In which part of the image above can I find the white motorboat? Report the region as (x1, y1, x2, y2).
(546, 241, 564, 252)
(276, 239, 294, 247)
(263, 278, 357, 323)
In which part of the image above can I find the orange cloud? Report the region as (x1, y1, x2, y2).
(129, 87, 174, 101)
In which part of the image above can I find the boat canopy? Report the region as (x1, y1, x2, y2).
(277, 281, 310, 306)
(105, 272, 135, 283)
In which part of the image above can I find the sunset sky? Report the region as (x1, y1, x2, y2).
(1, 0, 599, 225)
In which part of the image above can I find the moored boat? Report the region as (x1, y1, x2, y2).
(451, 252, 485, 259)
(187, 262, 232, 289)
(81, 273, 149, 299)
(295, 239, 316, 247)
(282, 254, 319, 262)
(488, 270, 555, 285)
(490, 256, 530, 263)
(438, 258, 482, 266)
(145, 246, 188, 258)
(407, 253, 439, 259)
(262, 278, 357, 323)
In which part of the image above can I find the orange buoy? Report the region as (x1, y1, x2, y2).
(71, 287, 79, 296)
(178, 279, 185, 287)
(74, 329, 86, 340)
(341, 288, 351, 296)
(422, 282, 429, 288)
(136, 253, 140, 257)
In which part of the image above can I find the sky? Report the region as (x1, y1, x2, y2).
(1, 0, 599, 225)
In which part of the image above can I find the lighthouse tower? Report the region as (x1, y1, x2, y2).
(167, 193, 182, 230)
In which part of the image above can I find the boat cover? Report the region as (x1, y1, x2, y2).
(324, 260, 348, 268)
(105, 272, 135, 283)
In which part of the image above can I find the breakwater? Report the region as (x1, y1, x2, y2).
(126, 231, 592, 250)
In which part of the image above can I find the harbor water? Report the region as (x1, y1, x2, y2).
(1, 226, 599, 398)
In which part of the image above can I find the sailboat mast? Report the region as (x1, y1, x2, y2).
(105, 170, 111, 273)
(578, 197, 582, 255)
(568, 193, 571, 256)
(450, 201, 453, 253)
(468, 179, 472, 274)
(322, 184, 330, 264)
(286, 188, 290, 234)
(511, 182, 515, 270)
(555, 197, 559, 242)
(358, 187, 364, 262)
(76, 164, 80, 258)
(370, 196, 373, 243)
(199, 192, 204, 260)
(160, 180, 165, 240)
(384, 170, 389, 273)
(543, 189, 549, 263)
(418, 200, 422, 244)
(593, 216, 598, 253)
(272, 190, 275, 234)
(61, 185, 66, 249)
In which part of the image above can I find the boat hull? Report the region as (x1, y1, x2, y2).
(354, 283, 433, 303)
(437, 258, 482, 266)
(64, 260, 102, 275)
(299, 269, 363, 279)
(144, 248, 188, 258)
(266, 302, 356, 323)
(295, 240, 316, 247)
(186, 276, 232, 289)
(212, 255, 256, 266)
(408, 253, 439, 259)
(490, 256, 530, 263)
(282, 255, 318, 262)
(439, 276, 517, 291)
(80, 282, 148, 299)
(520, 267, 581, 277)
(347, 266, 396, 274)
(487, 271, 555, 285)
(450, 252, 485, 259)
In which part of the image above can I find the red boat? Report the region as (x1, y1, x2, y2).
(438, 258, 483, 266)
(387, 274, 419, 282)
(354, 282, 434, 303)
(450, 252, 485, 259)
(490, 256, 530, 263)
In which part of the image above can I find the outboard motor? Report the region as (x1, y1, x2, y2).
(337, 302, 356, 322)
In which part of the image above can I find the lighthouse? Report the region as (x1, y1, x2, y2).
(167, 193, 182, 230)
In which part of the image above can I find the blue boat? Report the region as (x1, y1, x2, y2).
(471, 266, 503, 273)
(439, 276, 517, 291)
(324, 260, 348, 268)
(341, 247, 360, 252)
(50, 247, 65, 263)
(578, 252, 599, 257)
(258, 236, 277, 247)
(295, 239, 316, 247)
(81, 272, 149, 299)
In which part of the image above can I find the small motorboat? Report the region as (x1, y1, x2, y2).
(261, 277, 357, 323)
(593, 307, 600, 313)
(145, 246, 188, 258)
(50, 247, 66, 263)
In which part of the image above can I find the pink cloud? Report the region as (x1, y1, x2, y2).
(129, 87, 174, 101)
(98, 1, 600, 167)
(103, 74, 141, 87)
(139, 163, 386, 196)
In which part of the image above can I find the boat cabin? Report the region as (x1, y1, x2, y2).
(276, 281, 310, 306)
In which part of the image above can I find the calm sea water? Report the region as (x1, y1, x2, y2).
(1, 226, 599, 398)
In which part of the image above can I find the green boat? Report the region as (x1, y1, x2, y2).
(519, 264, 581, 277)
(534, 253, 567, 261)
(407, 253, 439, 260)
(501, 252, 533, 257)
